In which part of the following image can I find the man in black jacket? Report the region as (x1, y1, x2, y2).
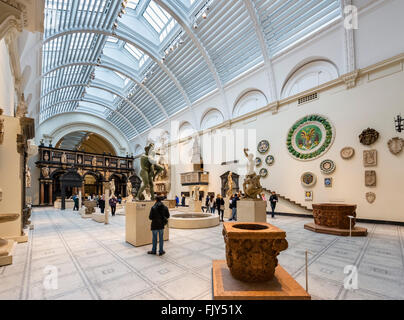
(269, 191, 278, 218)
(148, 196, 170, 256)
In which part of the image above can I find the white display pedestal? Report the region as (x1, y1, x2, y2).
(0, 240, 16, 266)
(237, 200, 267, 222)
(126, 201, 169, 247)
(188, 199, 202, 212)
(92, 212, 107, 223)
(224, 197, 231, 219)
(54, 199, 74, 209)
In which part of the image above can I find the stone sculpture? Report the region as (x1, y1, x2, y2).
(242, 148, 263, 200)
(25, 164, 31, 188)
(41, 166, 49, 178)
(136, 143, 164, 200)
(83, 200, 97, 215)
(222, 222, 288, 282)
(126, 180, 132, 197)
(92, 156, 97, 167)
(387, 137, 404, 155)
(0, 118, 4, 145)
(110, 179, 115, 196)
(22, 207, 31, 229)
(193, 186, 200, 201)
(61, 152, 67, 163)
(365, 170, 376, 187)
(363, 150, 377, 167)
(366, 192, 376, 204)
(340, 147, 355, 159)
(226, 172, 233, 198)
(359, 128, 379, 145)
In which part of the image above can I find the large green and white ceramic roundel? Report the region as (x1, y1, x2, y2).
(287, 114, 335, 161)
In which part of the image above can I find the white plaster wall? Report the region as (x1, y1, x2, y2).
(0, 39, 15, 116)
(166, 67, 404, 223)
(355, 0, 404, 69)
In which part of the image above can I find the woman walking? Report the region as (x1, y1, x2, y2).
(216, 194, 225, 222)
(209, 195, 216, 214)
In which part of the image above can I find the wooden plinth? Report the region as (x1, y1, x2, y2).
(212, 260, 310, 300)
(304, 223, 367, 236)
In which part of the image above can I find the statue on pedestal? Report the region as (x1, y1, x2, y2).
(136, 143, 164, 201)
(126, 180, 132, 198)
(61, 152, 67, 163)
(226, 172, 234, 198)
(243, 148, 263, 200)
(193, 186, 200, 201)
(110, 179, 115, 196)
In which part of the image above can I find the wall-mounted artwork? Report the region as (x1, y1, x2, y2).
(257, 140, 270, 154)
(340, 147, 355, 160)
(387, 137, 404, 155)
(366, 192, 376, 204)
(259, 168, 268, 178)
(287, 114, 335, 161)
(265, 155, 275, 166)
(365, 170, 376, 187)
(301, 172, 317, 187)
(363, 150, 377, 167)
(305, 191, 313, 201)
(324, 178, 332, 188)
(359, 128, 379, 146)
(320, 159, 336, 174)
(255, 157, 262, 167)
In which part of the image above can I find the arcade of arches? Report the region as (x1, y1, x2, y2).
(0, 0, 404, 303)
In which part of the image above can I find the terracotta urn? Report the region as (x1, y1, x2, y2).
(312, 203, 357, 229)
(222, 222, 288, 282)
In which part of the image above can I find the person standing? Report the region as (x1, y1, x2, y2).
(99, 195, 105, 213)
(148, 196, 170, 256)
(269, 191, 278, 218)
(175, 195, 179, 207)
(181, 194, 186, 207)
(109, 195, 117, 216)
(229, 193, 239, 221)
(203, 194, 210, 213)
(73, 194, 79, 211)
(216, 194, 225, 222)
(209, 195, 215, 214)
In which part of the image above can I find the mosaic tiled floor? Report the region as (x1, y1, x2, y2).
(1, 207, 403, 300)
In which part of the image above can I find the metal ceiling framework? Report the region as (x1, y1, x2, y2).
(40, 0, 342, 141)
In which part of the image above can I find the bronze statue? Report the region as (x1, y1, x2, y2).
(136, 143, 164, 200)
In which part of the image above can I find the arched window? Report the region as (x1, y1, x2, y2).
(200, 109, 224, 131)
(178, 121, 195, 139)
(233, 90, 268, 118)
(281, 60, 339, 99)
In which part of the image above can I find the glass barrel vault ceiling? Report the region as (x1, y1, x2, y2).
(40, 0, 342, 140)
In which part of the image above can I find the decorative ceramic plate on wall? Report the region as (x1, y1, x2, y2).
(301, 172, 317, 187)
(286, 114, 335, 161)
(257, 140, 270, 154)
(340, 147, 355, 159)
(259, 168, 268, 178)
(320, 159, 336, 174)
(265, 155, 275, 166)
(255, 157, 262, 167)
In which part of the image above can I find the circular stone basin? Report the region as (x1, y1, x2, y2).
(232, 224, 269, 231)
(169, 213, 220, 229)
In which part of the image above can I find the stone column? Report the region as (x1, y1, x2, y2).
(40, 182, 44, 205)
(103, 182, 110, 225)
(48, 183, 53, 205)
(78, 190, 82, 209)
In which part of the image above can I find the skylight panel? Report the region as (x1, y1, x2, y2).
(126, 0, 139, 10)
(124, 43, 143, 59)
(106, 36, 118, 43)
(143, 1, 171, 33)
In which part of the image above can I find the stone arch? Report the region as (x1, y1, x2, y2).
(200, 108, 224, 131)
(281, 59, 339, 99)
(178, 121, 195, 140)
(233, 89, 268, 118)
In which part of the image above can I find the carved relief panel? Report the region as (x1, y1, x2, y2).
(363, 150, 377, 167)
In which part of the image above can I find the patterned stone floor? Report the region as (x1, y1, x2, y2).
(0, 207, 403, 300)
